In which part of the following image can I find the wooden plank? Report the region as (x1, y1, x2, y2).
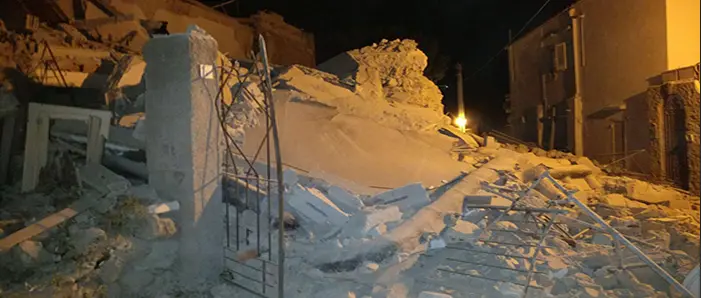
(22, 103, 112, 192)
(86, 115, 104, 164)
(0, 196, 95, 252)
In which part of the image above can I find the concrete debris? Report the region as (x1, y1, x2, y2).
(287, 184, 350, 226)
(600, 193, 648, 209)
(318, 39, 443, 112)
(369, 182, 430, 212)
(343, 205, 403, 238)
(590, 233, 614, 246)
(13, 240, 52, 267)
(442, 220, 480, 243)
(418, 292, 453, 298)
(327, 185, 365, 214)
(224, 81, 264, 147)
(69, 227, 107, 256)
(78, 163, 131, 196)
(98, 256, 125, 283)
(1, 10, 699, 298)
(147, 201, 180, 214)
(137, 214, 177, 240)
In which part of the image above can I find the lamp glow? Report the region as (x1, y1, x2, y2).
(454, 114, 468, 132)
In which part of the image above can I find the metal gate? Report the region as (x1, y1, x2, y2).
(663, 95, 688, 189)
(217, 35, 286, 298)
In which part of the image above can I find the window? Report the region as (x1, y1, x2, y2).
(554, 42, 568, 72)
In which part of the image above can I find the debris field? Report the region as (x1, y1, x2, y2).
(0, 9, 699, 298)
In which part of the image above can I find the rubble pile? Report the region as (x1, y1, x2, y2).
(0, 161, 185, 297)
(264, 145, 700, 298)
(319, 39, 444, 112)
(0, 21, 113, 85)
(0, 19, 698, 298)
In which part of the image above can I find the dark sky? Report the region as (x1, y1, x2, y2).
(206, 0, 576, 130)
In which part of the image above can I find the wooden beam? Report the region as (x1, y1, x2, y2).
(0, 195, 95, 252)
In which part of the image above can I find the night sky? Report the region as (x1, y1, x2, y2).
(207, 0, 577, 130)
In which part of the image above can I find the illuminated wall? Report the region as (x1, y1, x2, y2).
(666, 0, 701, 70)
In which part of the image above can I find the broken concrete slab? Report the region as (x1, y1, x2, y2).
(69, 227, 107, 255)
(99, 256, 125, 283)
(91, 19, 150, 53)
(283, 168, 299, 187)
(361, 206, 402, 235)
(442, 220, 480, 243)
(137, 214, 177, 240)
(287, 184, 349, 226)
(623, 179, 684, 204)
(118, 57, 145, 88)
(600, 194, 648, 209)
(585, 175, 603, 190)
(574, 156, 602, 175)
(666, 199, 693, 210)
(78, 163, 131, 196)
(13, 240, 53, 267)
(277, 66, 356, 101)
(549, 165, 594, 179)
(326, 185, 364, 214)
(366, 224, 388, 238)
(323, 155, 517, 270)
(591, 233, 614, 246)
(369, 183, 430, 212)
(418, 292, 453, 298)
(462, 195, 511, 211)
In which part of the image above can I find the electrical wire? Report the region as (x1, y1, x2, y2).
(463, 0, 553, 82)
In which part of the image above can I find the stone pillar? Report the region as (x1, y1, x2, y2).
(143, 27, 223, 287)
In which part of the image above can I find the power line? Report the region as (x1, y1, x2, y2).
(463, 0, 553, 82)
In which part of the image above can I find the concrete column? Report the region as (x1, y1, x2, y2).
(143, 27, 223, 287)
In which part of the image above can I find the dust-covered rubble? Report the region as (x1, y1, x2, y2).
(0, 20, 699, 298)
(250, 143, 700, 298)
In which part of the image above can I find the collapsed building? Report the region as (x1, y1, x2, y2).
(0, 4, 699, 298)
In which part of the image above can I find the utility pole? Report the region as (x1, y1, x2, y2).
(569, 8, 584, 156)
(456, 63, 464, 115)
(454, 63, 468, 132)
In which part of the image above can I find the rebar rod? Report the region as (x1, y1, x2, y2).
(258, 34, 285, 298)
(543, 172, 695, 297)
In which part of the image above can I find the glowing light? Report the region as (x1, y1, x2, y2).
(454, 114, 468, 132)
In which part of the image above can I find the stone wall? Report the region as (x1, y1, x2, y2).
(676, 81, 700, 194)
(245, 12, 315, 67)
(641, 80, 700, 194)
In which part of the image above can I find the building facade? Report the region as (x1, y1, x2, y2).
(508, 0, 700, 191)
